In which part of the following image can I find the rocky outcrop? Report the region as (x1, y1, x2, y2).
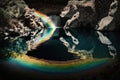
(0, 0, 45, 58)
(60, 0, 120, 31)
(0, 0, 45, 43)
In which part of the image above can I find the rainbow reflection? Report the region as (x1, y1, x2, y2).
(33, 10, 56, 47)
(9, 55, 110, 73)
(7, 11, 111, 74)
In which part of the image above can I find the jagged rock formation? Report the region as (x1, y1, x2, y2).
(60, 0, 117, 58)
(0, 0, 45, 58)
(0, 0, 45, 43)
(0, 0, 44, 40)
(60, 0, 120, 31)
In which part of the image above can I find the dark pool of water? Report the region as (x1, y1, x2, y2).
(27, 28, 120, 61)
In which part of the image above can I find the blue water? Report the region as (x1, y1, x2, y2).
(28, 28, 120, 61)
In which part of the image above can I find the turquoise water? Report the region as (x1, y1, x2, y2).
(28, 28, 120, 61)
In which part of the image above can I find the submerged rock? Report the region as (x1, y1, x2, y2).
(0, 38, 28, 59)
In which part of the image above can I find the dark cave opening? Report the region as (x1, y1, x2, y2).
(24, 0, 69, 15)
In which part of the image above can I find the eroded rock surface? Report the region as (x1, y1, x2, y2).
(60, 0, 120, 31)
(0, 0, 45, 58)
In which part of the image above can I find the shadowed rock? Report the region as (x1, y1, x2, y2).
(60, 0, 120, 31)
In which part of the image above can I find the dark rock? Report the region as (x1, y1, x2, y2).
(60, 0, 120, 31)
(0, 0, 28, 41)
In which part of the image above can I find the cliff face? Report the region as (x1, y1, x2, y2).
(0, 0, 44, 41)
(0, 0, 45, 58)
(60, 0, 120, 31)
(95, 0, 120, 31)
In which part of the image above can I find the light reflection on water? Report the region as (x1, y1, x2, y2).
(28, 28, 120, 61)
(0, 15, 120, 80)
